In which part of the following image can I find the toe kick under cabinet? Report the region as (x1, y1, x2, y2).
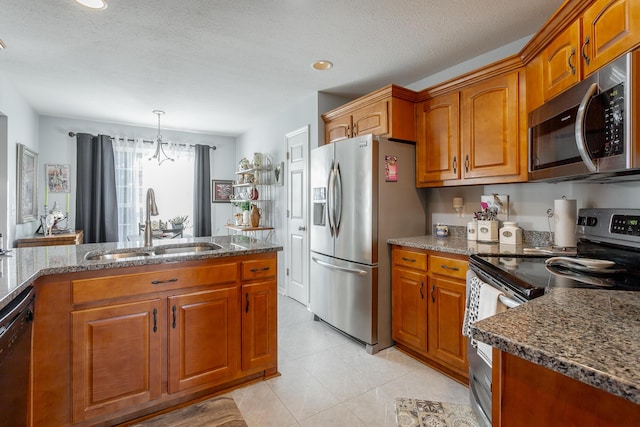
(31, 253, 278, 427)
(391, 246, 469, 384)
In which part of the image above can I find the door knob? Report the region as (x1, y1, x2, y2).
(298, 226, 307, 231)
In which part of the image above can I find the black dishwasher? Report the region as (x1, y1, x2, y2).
(0, 287, 35, 427)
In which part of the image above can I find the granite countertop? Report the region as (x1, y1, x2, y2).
(471, 288, 640, 405)
(0, 235, 282, 312)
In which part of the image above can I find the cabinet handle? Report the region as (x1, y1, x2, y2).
(452, 156, 457, 174)
(401, 257, 416, 263)
(250, 266, 270, 272)
(440, 264, 460, 271)
(353, 123, 357, 136)
(431, 284, 435, 303)
(420, 281, 424, 299)
(581, 35, 590, 66)
(151, 278, 178, 285)
(245, 293, 250, 313)
(465, 154, 469, 173)
(152, 308, 158, 333)
(568, 47, 576, 75)
(172, 305, 177, 329)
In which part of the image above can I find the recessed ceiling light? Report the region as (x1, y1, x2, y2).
(312, 60, 333, 71)
(75, 0, 108, 10)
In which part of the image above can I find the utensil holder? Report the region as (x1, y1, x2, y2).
(477, 220, 499, 242)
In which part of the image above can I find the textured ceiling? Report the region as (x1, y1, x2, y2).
(0, 0, 563, 136)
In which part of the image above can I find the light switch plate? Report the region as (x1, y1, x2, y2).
(481, 194, 509, 219)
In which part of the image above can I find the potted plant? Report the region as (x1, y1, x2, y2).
(170, 215, 189, 230)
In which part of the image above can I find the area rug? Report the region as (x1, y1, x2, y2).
(395, 398, 479, 427)
(130, 396, 248, 427)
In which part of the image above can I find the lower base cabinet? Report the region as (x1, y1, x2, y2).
(494, 351, 640, 426)
(391, 246, 469, 383)
(32, 253, 278, 427)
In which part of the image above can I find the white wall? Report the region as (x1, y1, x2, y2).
(0, 75, 40, 245)
(37, 116, 236, 239)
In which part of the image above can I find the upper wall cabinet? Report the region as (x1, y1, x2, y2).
(416, 61, 527, 187)
(529, 0, 640, 106)
(322, 85, 417, 144)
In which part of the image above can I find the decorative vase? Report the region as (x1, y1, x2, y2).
(242, 210, 251, 226)
(234, 213, 243, 226)
(250, 204, 261, 227)
(252, 152, 263, 169)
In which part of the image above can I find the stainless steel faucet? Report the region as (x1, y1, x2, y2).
(144, 188, 159, 246)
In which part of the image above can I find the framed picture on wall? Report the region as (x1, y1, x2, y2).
(273, 161, 284, 186)
(212, 179, 233, 203)
(17, 143, 38, 223)
(46, 164, 70, 193)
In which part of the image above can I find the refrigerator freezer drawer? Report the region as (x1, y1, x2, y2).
(310, 252, 377, 346)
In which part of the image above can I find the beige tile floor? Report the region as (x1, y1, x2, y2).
(228, 294, 470, 427)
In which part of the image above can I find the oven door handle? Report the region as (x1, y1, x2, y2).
(498, 294, 521, 309)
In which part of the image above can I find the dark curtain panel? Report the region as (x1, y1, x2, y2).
(75, 133, 119, 243)
(193, 144, 212, 237)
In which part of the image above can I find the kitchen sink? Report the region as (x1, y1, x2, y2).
(85, 251, 154, 261)
(152, 243, 222, 255)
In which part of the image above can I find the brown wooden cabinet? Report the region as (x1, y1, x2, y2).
(71, 299, 162, 423)
(416, 66, 526, 187)
(416, 92, 460, 184)
(532, 0, 640, 103)
(493, 351, 640, 426)
(168, 286, 240, 394)
(33, 253, 278, 427)
(322, 84, 417, 144)
(391, 246, 468, 383)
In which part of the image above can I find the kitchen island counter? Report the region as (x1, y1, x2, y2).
(471, 288, 640, 405)
(0, 234, 282, 311)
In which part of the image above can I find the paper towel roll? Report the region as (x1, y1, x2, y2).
(554, 198, 577, 248)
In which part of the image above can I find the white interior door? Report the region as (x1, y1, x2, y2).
(286, 126, 309, 305)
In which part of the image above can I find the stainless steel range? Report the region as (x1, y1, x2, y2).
(466, 208, 640, 427)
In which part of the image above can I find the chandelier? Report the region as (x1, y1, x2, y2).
(149, 110, 175, 165)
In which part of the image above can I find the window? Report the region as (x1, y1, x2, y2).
(113, 138, 194, 242)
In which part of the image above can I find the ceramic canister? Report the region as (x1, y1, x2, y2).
(467, 221, 477, 241)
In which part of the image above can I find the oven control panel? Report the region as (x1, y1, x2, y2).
(577, 208, 640, 248)
(611, 215, 640, 236)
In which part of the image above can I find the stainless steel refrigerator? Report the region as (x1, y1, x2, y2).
(310, 134, 426, 354)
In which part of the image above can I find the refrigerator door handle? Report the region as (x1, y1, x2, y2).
(312, 257, 369, 276)
(335, 162, 343, 236)
(326, 162, 335, 237)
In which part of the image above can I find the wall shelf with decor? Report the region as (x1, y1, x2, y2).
(225, 153, 274, 241)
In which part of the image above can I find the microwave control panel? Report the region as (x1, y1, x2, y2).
(600, 82, 625, 158)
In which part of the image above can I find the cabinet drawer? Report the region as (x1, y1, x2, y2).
(429, 255, 467, 280)
(393, 249, 427, 271)
(242, 258, 277, 281)
(72, 262, 238, 304)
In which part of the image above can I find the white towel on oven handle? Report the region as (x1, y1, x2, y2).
(476, 283, 508, 365)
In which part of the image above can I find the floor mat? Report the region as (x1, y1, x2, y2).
(130, 396, 247, 427)
(395, 397, 479, 427)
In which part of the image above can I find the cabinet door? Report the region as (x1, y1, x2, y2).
(461, 71, 520, 179)
(416, 92, 461, 185)
(352, 100, 389, 137)
(168, 286, 240, 393)
(241, 280, 277, 372)
(325, 114, 353, 144)
(582, 0, 640, 75)
(392, 266, 428, 352)
(71, 299, 162, 423)
(543, 21, 581, 100)
(428, 276, 468, 374)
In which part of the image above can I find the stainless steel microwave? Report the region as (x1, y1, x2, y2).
(528, 51, 640, 182)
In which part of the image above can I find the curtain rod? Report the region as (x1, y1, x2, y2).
(68, 132, 216, 150)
